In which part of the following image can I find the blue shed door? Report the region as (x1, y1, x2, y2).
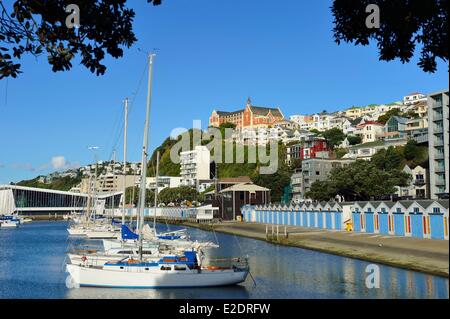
(289, 212, 295, 226)
(302, 212, 307, 226)
(430, 215, 444, 240)
(410, 214, 423, 238)
(394, 214, 405, 236)
(365, 213, 374, 233)
(295, 212, 301, 226)
(378, 214, 389, 234)
(326, 213, 332, 229)
(311, 212, 316, 227)
(317, 212, 323, 228)
(334, 213, 342, 230)
(352, 213, 361, 232)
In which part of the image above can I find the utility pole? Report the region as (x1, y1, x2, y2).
(122, 98, 129, 225)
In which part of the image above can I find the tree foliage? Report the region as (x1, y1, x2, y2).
(16, 175, 81, 191)
(158, 186, 198, 205)
(377, 108, 405, 124)
(0, 0, 162, 79)
(306, 160, 411, 201)
(125, 186, 154, 207)
(371, 146, 404, 171)
(347, 135, 362, 145)
(322, 128, 346, 149)
(331, 0, 448, 72)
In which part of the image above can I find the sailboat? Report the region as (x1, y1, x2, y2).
(66, 53, 249, 288)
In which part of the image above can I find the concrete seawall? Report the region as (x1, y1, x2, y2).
(175, 221, 449, 278)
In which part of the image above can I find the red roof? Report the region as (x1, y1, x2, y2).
(357, 121, 383, 128)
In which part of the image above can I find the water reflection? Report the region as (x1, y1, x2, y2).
(0, 221, 448, 299)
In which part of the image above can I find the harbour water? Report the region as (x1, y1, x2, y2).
(0, 221, 448, 299)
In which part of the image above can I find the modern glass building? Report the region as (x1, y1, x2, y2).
(0, 185, 121, 215)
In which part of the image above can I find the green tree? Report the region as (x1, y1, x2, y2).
(158, 186, 198, 205)
(306, 160, 411, 201)
(125, 186, 154, 207)
(404, 140, 420, 161)
(0, 0, 162, 78)
(305, 180, 335, 202)
(377, 108, 404, 124)
(334, 148, 348, 159)
(332, 0, 448, 72)
(372, 146, 405, 171)
(347, 135, 362, 145)
(322, 128, 346, 149)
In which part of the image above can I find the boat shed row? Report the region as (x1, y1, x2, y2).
(241, 200, 449, 240)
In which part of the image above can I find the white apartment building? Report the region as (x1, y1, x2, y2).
(180, 146, 211, 188)
(428, 89, 449, 199)
(403, 92, 427, 106)
(396, 165, 428, 199)
(146, 176, 182, 192)
(79, 173, 140, 194)
(312, 114, 333, 131)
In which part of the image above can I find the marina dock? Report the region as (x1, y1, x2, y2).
(177, 221, 449, 278)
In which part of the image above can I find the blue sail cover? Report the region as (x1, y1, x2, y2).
(121, 224, 139, 240)
(157, 235, 182, 240)
(111, 218, 122, 225)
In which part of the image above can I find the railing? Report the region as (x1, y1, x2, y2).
(414, 179, 426, 186)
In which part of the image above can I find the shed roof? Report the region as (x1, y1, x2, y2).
(220, 182, 270, 193)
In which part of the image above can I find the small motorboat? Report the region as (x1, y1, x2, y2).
(0, 220, 19, 228)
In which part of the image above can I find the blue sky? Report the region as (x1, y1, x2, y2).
(0, 0, 448, 184)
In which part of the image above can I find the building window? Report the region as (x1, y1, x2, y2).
(316, 171, 320, 175)
(433, 207, 441, 214)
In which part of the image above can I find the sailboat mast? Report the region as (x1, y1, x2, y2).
(153, 151, 160, 231)
(138, 53, 156, 261)
(122, 98, 129, 225)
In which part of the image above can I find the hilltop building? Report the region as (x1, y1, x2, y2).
(403, 92, 427, 106)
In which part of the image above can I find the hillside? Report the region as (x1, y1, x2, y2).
(147, 129, 292, 202)
(16, 175, 82, 191)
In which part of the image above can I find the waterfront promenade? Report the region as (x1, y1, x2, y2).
(181, 221, 449, 278)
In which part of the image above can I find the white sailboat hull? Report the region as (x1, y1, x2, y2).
(67, 228, 88, 236)
(102, 239, 159, 251)
(85, 231, 120, 239)
(66, 264, 248, 288)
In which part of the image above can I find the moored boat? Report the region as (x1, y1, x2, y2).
(66, 251, 249, 288)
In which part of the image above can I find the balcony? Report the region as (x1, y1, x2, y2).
(432, 102, 443, 109)
(435, 166, 446, 173)
(414, 179, 426, 186)
(435, 179, 446, 186)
